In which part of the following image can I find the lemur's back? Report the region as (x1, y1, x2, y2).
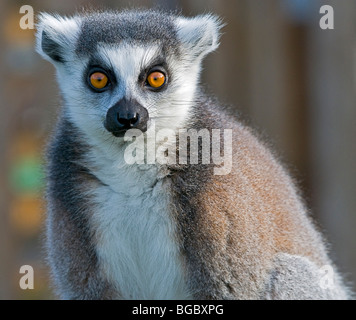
(37, 10, 350, 299)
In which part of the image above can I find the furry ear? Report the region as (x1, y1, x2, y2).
(36, 13, 81, 64)
(175, 14, 223, 60)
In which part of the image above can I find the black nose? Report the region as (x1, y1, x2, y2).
(104, 99, 149, 137)
(117, 112, 139, 127)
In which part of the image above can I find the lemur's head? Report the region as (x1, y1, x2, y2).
(36, 10, 222, 139)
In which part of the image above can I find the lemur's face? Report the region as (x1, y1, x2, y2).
(36, 11, 221, 141)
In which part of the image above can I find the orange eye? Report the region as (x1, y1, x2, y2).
(89, 72, 109, 89)
(147, 71, 166, 88)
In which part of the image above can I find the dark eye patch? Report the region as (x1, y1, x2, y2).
(83, 56, 117, 92)
(138, 56, 169, 87)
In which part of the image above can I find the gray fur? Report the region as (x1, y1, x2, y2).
(264, 253, 349, 300)
(76, 10, 179, 56)
(45, 118, 115, 299)
(36, 9, 351, 300)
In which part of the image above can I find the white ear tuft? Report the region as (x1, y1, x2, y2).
(175, 14, 224, 60)
(35, 13, 81, 64)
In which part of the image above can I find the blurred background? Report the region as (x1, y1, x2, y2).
(0, 0, 355, 299)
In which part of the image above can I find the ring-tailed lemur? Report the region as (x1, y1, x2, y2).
(36, 9, 350, 299)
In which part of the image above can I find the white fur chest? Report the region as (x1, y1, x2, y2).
(87, 148, 191, 299)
